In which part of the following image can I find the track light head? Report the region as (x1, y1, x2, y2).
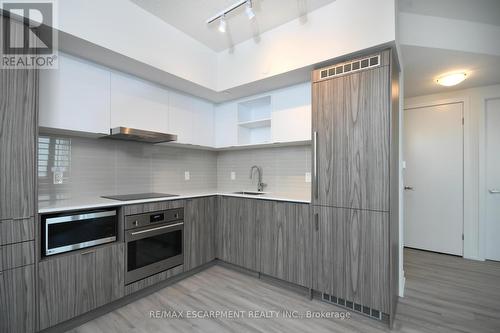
(218, 15, 226, 33)
(245, 0, 255, 20)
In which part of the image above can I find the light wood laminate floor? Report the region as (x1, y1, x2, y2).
(69, 249, 500, 333)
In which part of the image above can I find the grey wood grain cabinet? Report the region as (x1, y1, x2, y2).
(125, 265, 184, 296)
(311, 49, 399, 325)
(0, 241, 35, 271)
(312, 206, 389, 313)
(0, 16, 37, 333)
(259, 202, 312, 288)
(312, 65, 390, 211)
(184, 196, 216, 271)
(0, 65, 37, 220)
(0, 218, 35, 246)
(217, 197, 259, 271)
(38, 243, 124, 330)
(0, 265, 35, 333)
(95, 243, 125, 307)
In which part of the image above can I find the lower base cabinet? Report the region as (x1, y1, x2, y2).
(260, 202, 311, 287)
(0, 265, 35, 333)
(217, 197, 259, 271)
(184, 197, 216, 271)
(217, 197, 312, 288)
(312, 206, 390, 313)
(38, 243, 124, 330)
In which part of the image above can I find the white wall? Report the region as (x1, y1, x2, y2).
(52, 0, 396, 93)
(216, 0, 396, 91)
(56, 0, 218, 89)
(399, 12, 500, 57)
(404, 84, 500, 261)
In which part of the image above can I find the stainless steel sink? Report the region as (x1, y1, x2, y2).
(233, 191, 266, 196)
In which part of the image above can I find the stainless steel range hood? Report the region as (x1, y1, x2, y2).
(104, 127, 177, 144)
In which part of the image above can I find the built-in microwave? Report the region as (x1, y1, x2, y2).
(41, 208, 118, 257)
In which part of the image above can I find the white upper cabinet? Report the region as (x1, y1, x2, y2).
(110, 72, 169, 133)
(39, 54, 310, 148)
(214, 102, 238, 148)
(39, 54, 111, 135)
(191, 98, 214, 146)
(214, 82, 312, 148)
(169, 91, 214, 146)
(271, 82, 311, 142)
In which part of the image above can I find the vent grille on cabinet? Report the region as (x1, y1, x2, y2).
(321, 293, 384, 321)
(316, 55, 380, 82)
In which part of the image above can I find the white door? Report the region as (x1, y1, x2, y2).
(485, 98, 500, 261)
(404, 102, 463, 255)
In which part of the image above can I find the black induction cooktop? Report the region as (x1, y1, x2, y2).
(102, 193, 179, 201)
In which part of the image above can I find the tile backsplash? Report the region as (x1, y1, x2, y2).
(217, 145, 311, 195)
(38, 135, 218, 202)
(38, 135, 311, 202)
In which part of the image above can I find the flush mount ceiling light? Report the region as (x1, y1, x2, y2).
(207, 0, 256, 33)
(436, 72, 467, 87)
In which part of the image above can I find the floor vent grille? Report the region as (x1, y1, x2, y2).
(321, 293, 383, 320)
(318, 54, 380, 81)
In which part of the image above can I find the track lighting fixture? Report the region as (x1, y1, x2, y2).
(207, 0, 257, 32)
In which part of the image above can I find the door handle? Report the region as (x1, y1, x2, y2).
(314, 213, 319, 231)
(404, 186, 414, 191)
(130, 222, 184, 236)
(313, 131, 318, 199)
(489, 189, 500, 194)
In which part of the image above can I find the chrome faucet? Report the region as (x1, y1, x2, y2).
(250, 165, 266, 192)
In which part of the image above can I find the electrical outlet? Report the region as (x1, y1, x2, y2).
(53, 171, 64, 185)
(305, 172, 311, 183)
(230, 171, 236, 180)
(184, 171, 190, 181)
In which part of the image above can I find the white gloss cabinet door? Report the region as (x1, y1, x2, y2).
(110, 72, 169, 133)
(214, 102, 238, 148)
(169, 91, 194, 144)
(169, 91, 214, 146)
(271, 82, 311, 142)
(39, 54, 111, 135)
(191, 98, 214, 146)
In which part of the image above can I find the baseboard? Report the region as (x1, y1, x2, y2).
(463, 255, 485, 261)
(399, 275, 406, 297)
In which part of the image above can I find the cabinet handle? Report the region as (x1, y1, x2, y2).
(81, 250, 95, 256)
(314, 213, 319, 231)
(313, 131, 318, 199)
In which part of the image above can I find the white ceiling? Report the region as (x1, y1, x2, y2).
(399, 0, 500, 26)
(399, 0, 500, 97)
(130, 0, 336, 52)
(402, 45, 500, 98)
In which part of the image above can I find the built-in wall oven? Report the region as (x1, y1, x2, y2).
(41, 208, 118, 257)
(125, 208, 184, 284)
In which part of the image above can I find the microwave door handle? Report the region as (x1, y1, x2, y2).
(130, 222, 184, 236)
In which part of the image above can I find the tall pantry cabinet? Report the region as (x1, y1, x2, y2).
(0, 17, 38, 333)
(311, 50, 399, 325)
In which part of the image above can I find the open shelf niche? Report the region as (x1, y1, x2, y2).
(237, 95, 272, 145)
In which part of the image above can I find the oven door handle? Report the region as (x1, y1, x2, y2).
(130, 222, 184, 236)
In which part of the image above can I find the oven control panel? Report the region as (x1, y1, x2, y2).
(125, 208, 184, 230)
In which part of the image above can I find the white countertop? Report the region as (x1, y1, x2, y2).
(38, 190, 311, 214)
